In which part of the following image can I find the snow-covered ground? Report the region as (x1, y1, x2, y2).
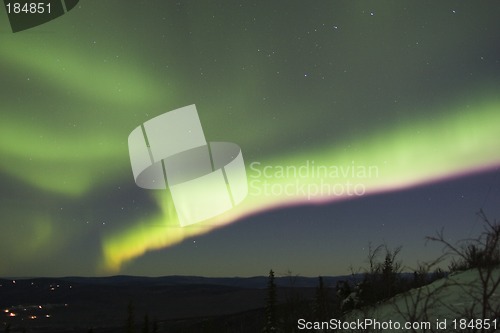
(341, 268, 500, 332)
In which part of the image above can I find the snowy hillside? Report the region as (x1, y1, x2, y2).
(342, 268, 500, 332)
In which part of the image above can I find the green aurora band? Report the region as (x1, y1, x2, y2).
(102, 95, 500, 271)
(1, 1, 499, 274)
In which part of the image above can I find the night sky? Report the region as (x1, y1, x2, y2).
(1, 1, 500, 277)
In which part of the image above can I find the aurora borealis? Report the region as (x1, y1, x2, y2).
(1, 1, 500, 277)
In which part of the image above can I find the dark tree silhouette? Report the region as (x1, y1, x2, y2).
(263, 269, 277, 332)
(427, 210, 500, 331)
(152, 319, 159, 333)
(126, 301, 135, 333)
(315, 276, 330, 322)
(142, 314, 150, 333)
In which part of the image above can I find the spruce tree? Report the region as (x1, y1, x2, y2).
(126, 301, 135, 333)
(315, 276, 329, 323)
(142, 314, 150, 333)
(263, 269, 277, 332)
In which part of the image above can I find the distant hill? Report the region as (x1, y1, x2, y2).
(0, 274, 352, 333)
(58, 274, 355, 288)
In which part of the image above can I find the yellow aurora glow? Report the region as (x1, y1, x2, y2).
(102, 95, 500, 271)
